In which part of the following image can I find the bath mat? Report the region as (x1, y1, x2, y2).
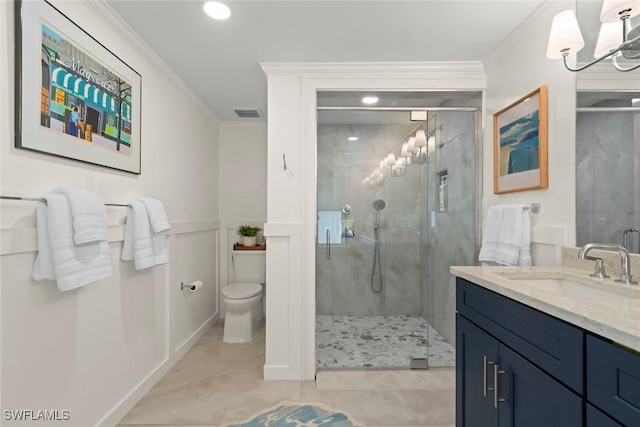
(220, 400, 364, 426)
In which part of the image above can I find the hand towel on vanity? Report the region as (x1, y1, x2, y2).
(478, 205, 504, 264)
(518, 208, 532, 266)
(51, 187, 107, 244)
(32, 194, 113, 291)
(494, 204, 530, 266)
(121, 199, 170, 270)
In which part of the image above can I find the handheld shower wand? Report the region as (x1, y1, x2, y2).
(370, 199, 386, 293)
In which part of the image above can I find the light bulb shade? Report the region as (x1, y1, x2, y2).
(407, 137, 418, 153)
(427, 136, 436, 155)
(594, 21, 623, 57)
(397, 157, 407, 167)
(385, 153, 396, 167)
(379, 160, 385, 170)
(600, 0, 640, 22)
(362, 177, 371, 186)
(401, 142, 410, 157)
(414, 129, 428, 148)
(547, 10, 585, 59)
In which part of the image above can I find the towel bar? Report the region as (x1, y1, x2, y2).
(0, 195, 128, 207)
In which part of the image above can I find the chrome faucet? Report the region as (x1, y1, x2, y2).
(578, 243, 638, 285)
(623, 228, 640, 254)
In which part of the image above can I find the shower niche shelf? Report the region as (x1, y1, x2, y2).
(438, 170, 448, 212)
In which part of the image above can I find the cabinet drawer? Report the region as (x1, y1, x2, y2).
(456, 278, 584, 393)
(586, 404, 622, 427)
(587, 334, 640, 426)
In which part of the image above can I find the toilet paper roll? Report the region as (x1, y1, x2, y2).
(189, 280, 203, 292)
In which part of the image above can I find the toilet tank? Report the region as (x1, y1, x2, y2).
(232, 250, 266, 284)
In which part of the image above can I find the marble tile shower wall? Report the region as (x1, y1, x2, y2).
(576, 111, 639, 250)
(423, 111, 478, 345)
(317, 123, 422, 316)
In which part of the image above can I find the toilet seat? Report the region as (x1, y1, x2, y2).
(223, 282, 262, 300)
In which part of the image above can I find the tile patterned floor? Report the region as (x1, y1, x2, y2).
(316, 315, 456, 369)
(118, 321, 455, 427)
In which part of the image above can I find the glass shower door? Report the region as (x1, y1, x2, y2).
(315, 108, 428, 370)
(423, 110, 478, 367)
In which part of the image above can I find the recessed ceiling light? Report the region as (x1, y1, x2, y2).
(362, 96, 379, 105)
(348, 136, 359, 141)
(203, 1, 231, 20)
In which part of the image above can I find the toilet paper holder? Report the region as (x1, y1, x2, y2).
(180, 281, 202, 291)
(180, 282, 195, 291)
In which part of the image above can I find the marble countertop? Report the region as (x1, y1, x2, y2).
(451, 265, 640, 354)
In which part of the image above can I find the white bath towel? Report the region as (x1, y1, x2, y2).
(518, 209, 532, 266)
(478, 205, 532, 266)
(478, 205, 504, 264)
(493, 204, 532, 266)
(32, 194, 113, 291)
(121, 200, 170, 270)
(52, 187, 107, 245)
(139, 197, 171, 233)
(494, 205, 525, 266)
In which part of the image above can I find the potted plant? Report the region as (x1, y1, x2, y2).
(236, 225, 262, 247)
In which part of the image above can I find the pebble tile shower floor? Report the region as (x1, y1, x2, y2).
(316, 315, 456, 369)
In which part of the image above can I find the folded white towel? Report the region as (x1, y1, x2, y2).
(495, 205, 525, 266)
(478, 205, 504, 264)
(33, 194, 113, 291)
(52, 187, 107, 245)
(139, 197, 171, 233)
(518, 209, 532, 266)
(121, 200, 169, 270)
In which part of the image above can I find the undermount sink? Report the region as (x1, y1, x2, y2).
(494, 271, 640, 304)
(514, 278, 639, 303)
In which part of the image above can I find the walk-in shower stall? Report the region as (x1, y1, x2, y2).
(316, 91, 481, 370)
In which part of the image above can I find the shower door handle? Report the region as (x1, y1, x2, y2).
(326, 228, 331, 260)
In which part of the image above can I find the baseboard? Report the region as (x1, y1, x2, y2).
(98, 313, 218, 427)
(263, 364, 300, 381)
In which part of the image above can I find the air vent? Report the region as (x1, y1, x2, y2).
(233, 109, 261, 118)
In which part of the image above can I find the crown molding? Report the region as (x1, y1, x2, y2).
(261, 61, 485, 81)
(576, 63, 640, 91)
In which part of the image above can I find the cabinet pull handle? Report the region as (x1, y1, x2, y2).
(494, 363, 507, 408)
(483, 356, 495, 396)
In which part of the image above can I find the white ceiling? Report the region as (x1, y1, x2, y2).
(107, 0, 549, 122)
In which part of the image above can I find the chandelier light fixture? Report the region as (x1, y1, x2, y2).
(362, 125, 444, 188)
(546, 0, 640, 72)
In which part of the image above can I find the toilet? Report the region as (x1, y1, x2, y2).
(222, 249, 265, 343)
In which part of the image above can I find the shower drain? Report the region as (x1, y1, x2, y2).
(409, 357, 429, 370)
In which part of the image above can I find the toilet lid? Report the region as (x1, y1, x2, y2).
(223, 283, 262, 299)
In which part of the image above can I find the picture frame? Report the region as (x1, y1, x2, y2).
(493, 86, 548, 194)
(14, 0, 142, 174)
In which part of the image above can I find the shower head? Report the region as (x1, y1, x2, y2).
(373, 199, 386, 211)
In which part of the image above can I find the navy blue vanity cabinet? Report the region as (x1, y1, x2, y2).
(456, 314, 498, 427)
(586, 334, 640, 426)
(456, 277, 584, 427)
(586, 404, 623, 427)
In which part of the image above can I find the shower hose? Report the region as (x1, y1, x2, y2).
(370, 226, 383, 293)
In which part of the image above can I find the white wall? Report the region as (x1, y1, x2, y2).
(218, 122, 267, 317)
(0, 1, 220, 426)
(219, 123, 267, 221)
(483, 0, 577, 265)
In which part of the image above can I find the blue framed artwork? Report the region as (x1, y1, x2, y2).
(15, 0, 142, 174)
(493, 86, 548, 194)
